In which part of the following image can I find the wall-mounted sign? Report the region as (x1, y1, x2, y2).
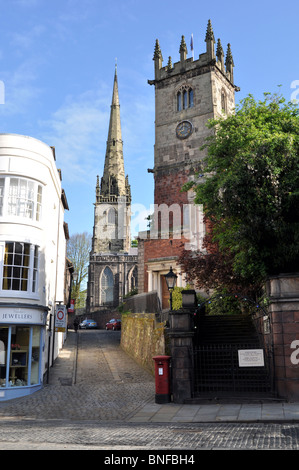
(55, 305, 66, 332)
(238, 349, 264, 367)
(0, 308, 46, 325)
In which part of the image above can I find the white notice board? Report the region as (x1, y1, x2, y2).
(238, 349, 264, 367)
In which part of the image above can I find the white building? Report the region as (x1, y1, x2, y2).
(0, 134, 69, 401)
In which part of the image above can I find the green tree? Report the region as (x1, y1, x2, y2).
(67, 232, 91, 309)
(184, 92, 299, 291)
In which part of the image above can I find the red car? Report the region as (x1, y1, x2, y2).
(105, 319, 121, 330)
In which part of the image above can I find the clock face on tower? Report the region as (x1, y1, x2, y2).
(176, 120, 193, 139)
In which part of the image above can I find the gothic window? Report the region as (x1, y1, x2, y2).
(107, 208, 115, 224)
(189, 89, 194, 108)
(177, 92, 182, 111)
(129, 266, 138, 292)
(177, 86, 194, 111)
(183, 90, 188, 109)
(221, 90, 227, 113)
(100, 267, 114, 304)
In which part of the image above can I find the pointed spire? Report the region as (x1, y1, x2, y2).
(153, 39, 162, 60)
(205, 19, 215, 42)
(216, 38, 225, 72)
(179, 35, 187, 62)
(167, 56, 173, 72)
(100, 67, 126, 198)
(205, 19, 215, 60)
(153, 39, 163, 78)
(225, 43, 234, 84)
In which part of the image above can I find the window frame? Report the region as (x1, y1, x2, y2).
(176, 85, 194, 111)
(0, 176, 43, 223)
(100, 266, 114, 305)
(0, 242, 40, 298)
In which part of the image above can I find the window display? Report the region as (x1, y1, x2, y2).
(0, 325, 41, 389)
(0, 327, 8, 387)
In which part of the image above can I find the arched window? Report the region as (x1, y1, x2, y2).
(189, 89, 194, 108)
(177, 92, 182, 111)
(129, 266, 138, 291)
(107, 208, 115, 224)
(100, 267, 114, 304)
(183, 90, 188, 109)
(221, 91, 227, 113)
(176, 86, 194, 111)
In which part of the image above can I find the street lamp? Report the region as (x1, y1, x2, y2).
(164, 266, 178, 311)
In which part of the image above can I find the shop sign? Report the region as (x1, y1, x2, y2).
(0, 308, 46, 325)
(55, 305, 66, 332)
(238, 349, 264, 367)
(68, 299, 75, 313)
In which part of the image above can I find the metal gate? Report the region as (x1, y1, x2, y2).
(192, 343, 275, 397)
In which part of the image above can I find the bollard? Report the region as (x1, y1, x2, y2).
(152, 355, 171, 404)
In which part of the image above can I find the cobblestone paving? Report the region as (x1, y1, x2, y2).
(0, 419, 298, 450)
(0, 330, 155, 421)
(0, 330, 298, 451)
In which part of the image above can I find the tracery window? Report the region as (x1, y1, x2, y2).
(107, 208, 115, 224)
(100, 267, 114, 304)
(221, 90, 227, 113)
(177, 86, 194, 111)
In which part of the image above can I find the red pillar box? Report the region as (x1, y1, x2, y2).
(153, 356, 171, 404)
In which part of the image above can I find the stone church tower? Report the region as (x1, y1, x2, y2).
(86, 66, 138, 322)
(138, 21, 239, 308)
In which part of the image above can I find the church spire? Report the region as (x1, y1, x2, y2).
(100, 66, 127, 199)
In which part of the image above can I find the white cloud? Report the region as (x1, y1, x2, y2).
(39, 85, 111, 184)
(10, 25, 46, 50)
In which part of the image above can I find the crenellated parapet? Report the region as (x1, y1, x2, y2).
(151, 20, 237, 88)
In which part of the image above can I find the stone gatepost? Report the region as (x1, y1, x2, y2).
(267, 273, 299, 401)
(168, 309, 194, 404)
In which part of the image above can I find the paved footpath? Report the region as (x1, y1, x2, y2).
(0, 329, 298, 423)
(0, 330, 298, 451)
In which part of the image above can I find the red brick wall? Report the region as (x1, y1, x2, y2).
(154, 168, 190, 207)
(143, 237, 187, 292)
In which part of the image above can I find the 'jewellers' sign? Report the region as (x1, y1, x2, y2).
(0, 308, 46, 325)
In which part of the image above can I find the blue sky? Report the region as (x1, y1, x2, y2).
(0, 0, 298, 238)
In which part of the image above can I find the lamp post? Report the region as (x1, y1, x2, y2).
(164, 266, 178, 311)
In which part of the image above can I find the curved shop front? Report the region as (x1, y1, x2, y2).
(0, 305, 47, 401)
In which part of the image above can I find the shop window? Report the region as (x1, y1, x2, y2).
(0, 328, 8, 387)
(10, 326, 29, 387)
(0, 326, 41, 389)
(2, 242, 39, 295)
(30, 326, 40, 385)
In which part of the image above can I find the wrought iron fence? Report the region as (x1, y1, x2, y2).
(192, 343, 275, 397)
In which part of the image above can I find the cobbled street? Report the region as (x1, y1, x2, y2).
(0, 329, 298, 452)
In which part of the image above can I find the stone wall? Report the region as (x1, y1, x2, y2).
(120, 313, 166, 374)
(267, 273, 299, 401)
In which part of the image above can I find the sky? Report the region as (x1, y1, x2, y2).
(0, 0, 298, 239)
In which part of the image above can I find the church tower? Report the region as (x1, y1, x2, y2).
(92, 64, 131, 254)
(139, 21, 239, 308)
(87, 67, 137, 322)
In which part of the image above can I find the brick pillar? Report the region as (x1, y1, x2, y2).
(168, 310, 194, 404)
(267, 273, 299, 401)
